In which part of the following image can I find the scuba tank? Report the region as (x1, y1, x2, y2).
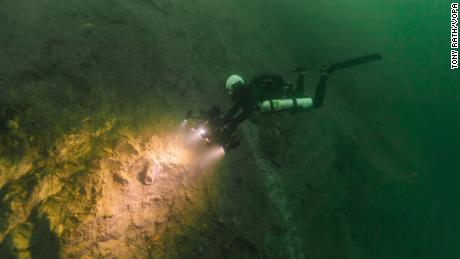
(257, 97, 314, 113)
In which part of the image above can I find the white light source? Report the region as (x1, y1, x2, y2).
(199, 127, 206, 135)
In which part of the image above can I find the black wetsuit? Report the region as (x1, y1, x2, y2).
(223, 72, 327, 129)
(221, 54, 382, 140)
(222, 83, 256, 129)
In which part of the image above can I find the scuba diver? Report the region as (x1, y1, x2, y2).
(185, 54, 382, 152)
(222, 54, 383, 130)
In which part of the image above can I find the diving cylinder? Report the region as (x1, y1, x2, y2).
(258, 98, 314, 113)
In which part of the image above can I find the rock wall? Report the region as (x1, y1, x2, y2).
(0, 0, 436, 258)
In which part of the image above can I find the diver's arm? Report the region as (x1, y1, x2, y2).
(223, 104, 252, 130)
(223, 103, 241, 122)
(229, 106, 252, 127)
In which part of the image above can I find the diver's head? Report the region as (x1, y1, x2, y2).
(224, 74, 245, 95)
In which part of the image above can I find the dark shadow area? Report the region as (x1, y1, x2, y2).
(29, 208, 60, 259)
(0, 208, 60, 258)
(0, 238, 16, 258)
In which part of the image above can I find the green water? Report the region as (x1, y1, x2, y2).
(285, 1, 460, 258)
(0, 0, 458, 258)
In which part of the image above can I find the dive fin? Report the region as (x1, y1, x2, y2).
(324, 54, 382, 73)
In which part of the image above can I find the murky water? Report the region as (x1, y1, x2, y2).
(0, 0, 458, 258)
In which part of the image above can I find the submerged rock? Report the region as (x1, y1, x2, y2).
(112, 171, 129, 185)
(141, 160, 163, 185)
